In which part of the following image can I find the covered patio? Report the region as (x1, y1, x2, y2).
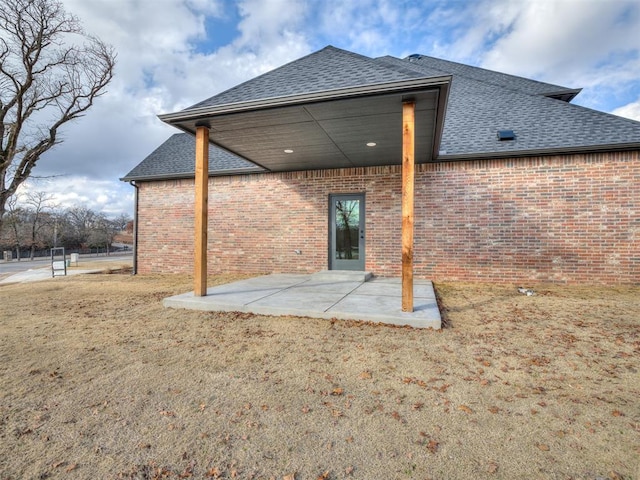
(157, 47, 451, 324)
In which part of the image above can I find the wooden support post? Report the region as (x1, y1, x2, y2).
(194, 125, 209, 297)
(402, 101, 415, 312)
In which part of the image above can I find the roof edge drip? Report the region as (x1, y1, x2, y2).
(159, 76, 451, 125)
(436, 142, 640, 161)
(120, 165, 265, 183)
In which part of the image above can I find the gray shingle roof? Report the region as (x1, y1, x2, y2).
(377, 54, 640, 158)
(124, 46, 640, 181)
(121, 133, 263, 181)
(390, 54, 576, 96)
(188, 46, 423, 110)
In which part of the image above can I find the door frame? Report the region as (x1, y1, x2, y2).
(328, 193, 365, 271)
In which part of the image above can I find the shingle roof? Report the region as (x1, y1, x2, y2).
(121, 133, 263, 181)
(391, 54, 576, 97)
(188, 46, 424, 110)
(123, 46, 640, 181)
(377, 54, 640, 158)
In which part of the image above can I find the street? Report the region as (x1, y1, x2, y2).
(0, 252, 133, 275)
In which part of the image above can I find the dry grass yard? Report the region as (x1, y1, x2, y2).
(0, 272, 638, 479)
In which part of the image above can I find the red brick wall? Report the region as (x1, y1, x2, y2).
(136, 151, 640, 284)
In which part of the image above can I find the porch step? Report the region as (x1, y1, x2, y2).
(311, 270, 373, 282)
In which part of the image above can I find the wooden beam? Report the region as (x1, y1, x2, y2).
(194, 125, 209, 297)
(402, 101, 415, 312)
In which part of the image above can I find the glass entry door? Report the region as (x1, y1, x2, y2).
(329, 194, 365, 271)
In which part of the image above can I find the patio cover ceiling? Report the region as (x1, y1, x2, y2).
(159, 76, 451, 172)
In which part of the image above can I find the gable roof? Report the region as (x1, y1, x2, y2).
(121, 133, 263, 181)
(123, 46, 640, 181)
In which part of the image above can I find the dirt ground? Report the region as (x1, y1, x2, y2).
(0, 272, 638, 480)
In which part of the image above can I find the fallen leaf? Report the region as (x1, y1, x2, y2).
(331, 388, 344, 396)
(391, 411, 404, 422)
(612, 410, 624, 417)
(179, 466, 193, 478)
(65, 463, 78, 473)
(488, 406, 500, 414)
(317, 471, 330, 480)
(486, 461, 498, 474)
(457, 405, 473, 414)
(359, 371, 372, 380)
(537, 443, 550, 451)
(283, 474, 296, 480)
(426, 439, 439, 454)
(345, 465, 354, 475)
(206, 467, 220, 477)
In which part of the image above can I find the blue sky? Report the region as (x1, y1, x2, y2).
(18, 0, 640, 216)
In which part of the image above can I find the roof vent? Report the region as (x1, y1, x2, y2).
(497, 130, 515, 141)
(407, 53, 422, 62)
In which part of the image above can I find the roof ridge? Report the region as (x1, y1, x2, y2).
(402, 54, 579, 98)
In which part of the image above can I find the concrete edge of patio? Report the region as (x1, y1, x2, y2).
(163, 273, 442, 329)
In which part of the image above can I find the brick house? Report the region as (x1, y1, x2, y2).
(122, 46, 640, 292)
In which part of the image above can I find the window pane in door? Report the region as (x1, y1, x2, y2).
(335, 200, 359, 260)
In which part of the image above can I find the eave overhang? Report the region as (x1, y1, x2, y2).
(158, 76, 451, 172)
(120, 165, 265, 183)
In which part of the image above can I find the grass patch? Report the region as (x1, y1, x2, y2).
(0, 275, 638, 479)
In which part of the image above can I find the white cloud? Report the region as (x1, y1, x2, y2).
(612, 99, 640, 122)
(479, 0, 640, 84)
(428, 0, 640, 111)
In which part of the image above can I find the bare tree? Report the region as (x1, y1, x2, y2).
(22, 190, 55, 259)
(111, 213, 131, 232)
(65, 205, 94, 246)
(87, 212, 118, 254)
(0, 0, 115, 230)
(2, 194, 25, 259)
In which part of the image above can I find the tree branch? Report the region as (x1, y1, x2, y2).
(0, 0, 115, 227)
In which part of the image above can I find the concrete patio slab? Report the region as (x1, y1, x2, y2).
(164, 273, 441, 329)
